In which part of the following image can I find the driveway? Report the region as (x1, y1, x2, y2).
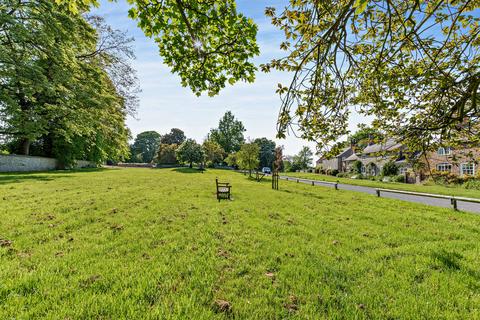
(280, 176, 480, 214)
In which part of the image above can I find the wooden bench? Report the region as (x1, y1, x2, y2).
(216, 179, 231, 201)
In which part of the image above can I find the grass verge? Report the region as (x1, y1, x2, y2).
(0, 168, 479, 319)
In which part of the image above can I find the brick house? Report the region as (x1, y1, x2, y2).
(422, 146, 479, 177)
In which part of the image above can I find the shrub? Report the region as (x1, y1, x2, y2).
(393, 174, 406, 183)
(463, 179, 480, 190)
(381, 161, 399, 176)
(337, 172, 349, 178)
(431, 170, 462, 185)
(330, 169, 339, 176)
(352, 160, 362, 174)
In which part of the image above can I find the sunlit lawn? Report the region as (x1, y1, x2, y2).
(1, 168, 479, 319)
(284, 172, 480, 199)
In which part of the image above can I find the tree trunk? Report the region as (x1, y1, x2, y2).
(189, 162, 192, 168)
(20, 138, 30, 155)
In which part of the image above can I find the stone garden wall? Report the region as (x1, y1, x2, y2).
(0, 155, 94, 172)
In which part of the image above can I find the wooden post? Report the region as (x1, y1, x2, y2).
(376, 189, 380, 197)
(334, 183, 338, 190)
(311, 181, 314, 186)
(451, 198, 458, 211)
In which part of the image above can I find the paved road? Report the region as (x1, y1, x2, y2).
(280, 176, 480, 214)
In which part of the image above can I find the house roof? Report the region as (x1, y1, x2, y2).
(344, 153, 359, 162)
(318, 147, 352, 160)
(363, 139, 401, 154)
(337, 147, 353, 157)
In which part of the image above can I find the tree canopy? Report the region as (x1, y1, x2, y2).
(130, 131, 161, 163)
(236, 142, 260, 176)
(155, 143, 178, 165)
(254, 137, 276, 169)
(176, 138, 204, 168)
(0, 1, 137, 166)
(293, 146, 313, 171)
(202, 140, 225, 167)
(263, 0, 479, 151)
(349, 125, 385, 150)
(160, 128, 186, 145)
(14, 1, 480, 155)
(209, 111, 246, 154)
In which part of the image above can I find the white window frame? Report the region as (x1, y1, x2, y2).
(437, 147, 452, 156)
(436, 163, 452, 172)
(460, 162, 475, 176)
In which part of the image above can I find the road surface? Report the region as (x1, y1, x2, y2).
(280, 176, 480, 214)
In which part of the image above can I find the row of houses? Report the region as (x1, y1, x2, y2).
(317, 139, 479, 179)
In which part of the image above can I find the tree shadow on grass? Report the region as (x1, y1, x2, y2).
(431, 249, 480, 283)
(172, 167, 205, 174)
(0, 168, 107, 186)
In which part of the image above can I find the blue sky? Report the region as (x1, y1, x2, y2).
(91, 1, 365, 158)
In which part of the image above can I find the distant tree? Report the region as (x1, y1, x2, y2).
(202, 140, 225, 167)
(254, 137, 276, 169)
(161, 128, 186, 145)
(349, 125, 384, 151)
(155, 144, 178, 165)
(176, 139, 204, 168)
(283, 160, 293, 173)
(293, 146, 313, 170)
(209, 111, 246, 154)
(237, 143, 260, 176)
(225, 153, 238, 169)
(130, 131, 161, 163)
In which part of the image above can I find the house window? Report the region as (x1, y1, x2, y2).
(460, 163, 475, 176)
(437, 147, 452, 156)
(399, 167, 407, 174)
(361, 165, 365, 173)
(436, 163, 452, 172)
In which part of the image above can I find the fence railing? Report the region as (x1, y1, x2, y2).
(375, 188, 480, 210)
(238, 171, 480, 212)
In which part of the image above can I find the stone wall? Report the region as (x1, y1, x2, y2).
(0, 155, 94, 172)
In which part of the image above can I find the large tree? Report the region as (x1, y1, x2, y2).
(28, 1, 480, 152)
(176, 138, 204, 168)
(202, 140, 225, 167)
(254, 137, 276, 169)
(293, 146, 313, 171)
(209, 111, 246, 154)
(349, 125, 384, 150)
(160, 128, 186, 145)
(0, 1, 136, 166)
(130, 131, 161, 163)
(155, 143, 178, 165)
(263, 1, 480, 152)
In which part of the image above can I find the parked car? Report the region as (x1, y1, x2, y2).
(262, 167, 271, 174)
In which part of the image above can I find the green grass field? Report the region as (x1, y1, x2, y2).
(1, 168, 479, 319)
(284, 172, 480, 199)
